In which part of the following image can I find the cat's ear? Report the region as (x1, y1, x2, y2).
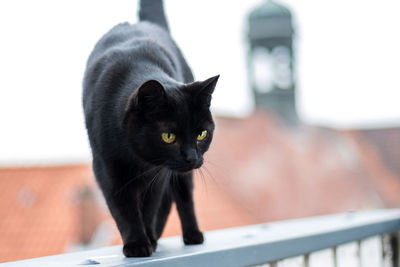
(136, 80, 166, 107)
(123, 80, 165, 126)
(199, 75, 219, 95)
(195, 75, 219, 107)
(127, 80, 165, 110)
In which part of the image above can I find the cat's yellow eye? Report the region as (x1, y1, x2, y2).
(161, 133, 176, 143)
(197, 130, 207, 141)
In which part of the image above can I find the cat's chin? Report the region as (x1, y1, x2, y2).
(168, 163, 202, 175)
(175, 170, 193, 175)
(170, 167, 194, 175)
(162, 159, 203, 174)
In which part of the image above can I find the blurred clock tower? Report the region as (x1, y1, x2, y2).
(247, 0, 297, 126)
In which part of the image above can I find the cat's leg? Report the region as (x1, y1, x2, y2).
(116, 196, 153, 257)
(155, 190, 173, 239)
(141, 176, 169, 252)
(172, 172, 204, 245)
(93, 160, 153, 257)
(103, 188, 154, 257)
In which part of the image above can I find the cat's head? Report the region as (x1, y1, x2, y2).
(123, 75, 219, 173)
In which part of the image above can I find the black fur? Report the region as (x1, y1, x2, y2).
(82, 0, 219, 257)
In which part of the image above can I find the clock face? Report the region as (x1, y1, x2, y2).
(252, 45, 293, 93)
(272, 46, 293, 90)
(252, 47, 274, 93)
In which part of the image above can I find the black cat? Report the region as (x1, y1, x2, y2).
(82, 0, 219, 257)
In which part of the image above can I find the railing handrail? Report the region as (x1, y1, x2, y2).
(2, 209, 400, 267)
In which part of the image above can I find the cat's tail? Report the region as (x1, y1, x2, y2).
(139, 0, 169, 32)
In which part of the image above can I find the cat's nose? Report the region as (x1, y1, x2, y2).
(183, 148, 197, 164)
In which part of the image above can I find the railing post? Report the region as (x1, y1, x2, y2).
(303, 253, 310, 267)
(332, 246, 338, 267)
(357, 240, 362, 267)
(382, 235, 387, 267)
(390, 232, 399, 267)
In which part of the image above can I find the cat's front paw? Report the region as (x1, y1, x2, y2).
(149, 237, 158, 252)
(123, 242, 153, 257)
(145, 228, 158, 252)
(183, 230, 204, 245)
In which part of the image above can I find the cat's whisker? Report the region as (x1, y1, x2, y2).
(148, 168, 163, 195)
(173, 172, 181, 191)
(204, 160, 233, 184)
(166, 169, 173, 187)
(202, 164, 218, 185)
(204, 160, 231, 174)
(114, 165, 161, 196)
(197, 168, 208, 196)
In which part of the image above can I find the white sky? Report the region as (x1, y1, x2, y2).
(0, 0, 399, 165)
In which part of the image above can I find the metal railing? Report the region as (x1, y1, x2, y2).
(2, 209, 400, 267)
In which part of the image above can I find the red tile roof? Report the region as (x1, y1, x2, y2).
(1, 111, 399, 263)
(0, 165, 94, 262)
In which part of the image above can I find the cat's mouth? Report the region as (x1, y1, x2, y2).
(167, 160, 203, 174)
